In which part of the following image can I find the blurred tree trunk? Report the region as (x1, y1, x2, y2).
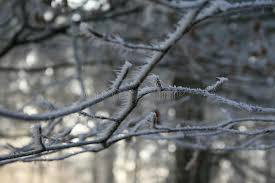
(173, 77, 213, 183)
(175, 149, 213, 183)
(265, 150, 274, 183)
(91, 147, 115, 183)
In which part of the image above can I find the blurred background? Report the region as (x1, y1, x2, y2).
(0, 0, 275, 182)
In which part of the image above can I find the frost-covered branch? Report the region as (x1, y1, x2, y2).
(1, 0, 275, 165)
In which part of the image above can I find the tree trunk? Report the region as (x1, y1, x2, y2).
(173, 77, 213, 183)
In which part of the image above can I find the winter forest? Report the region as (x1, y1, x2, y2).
(0, 0, 275, 182)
